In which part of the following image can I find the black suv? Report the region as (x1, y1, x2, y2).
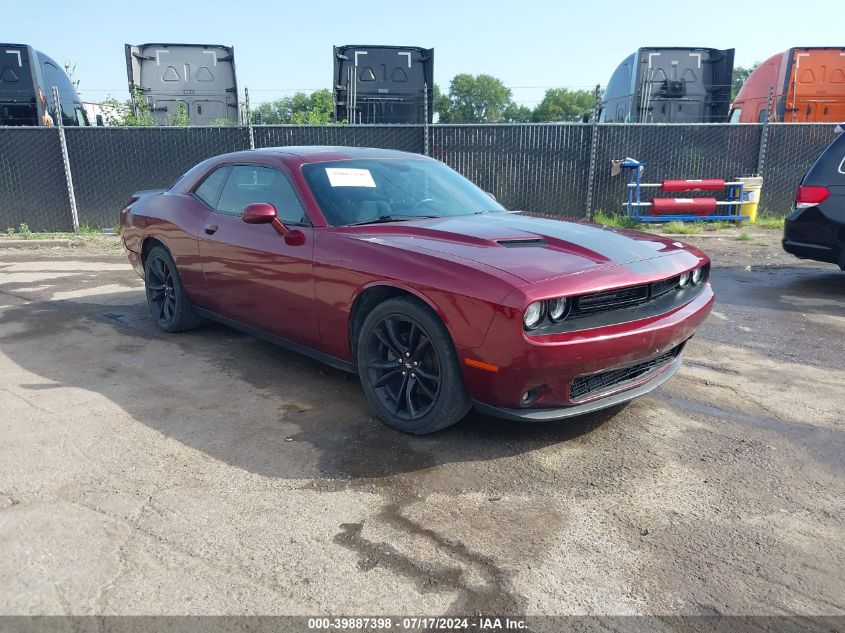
(783, 128, 845, 270)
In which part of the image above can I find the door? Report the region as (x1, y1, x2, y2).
(197, 164, 318, 346)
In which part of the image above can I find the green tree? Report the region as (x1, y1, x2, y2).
(251, 89, 334, 124)
(503, 103, 532, 123)
(168, 101, 191, 126)
(436, 74, 513, 123)
(101, 88, 155, 126)
(732, 63, 760, 101)
(532, 88, 595, 122)
(433, 84, 450, 120)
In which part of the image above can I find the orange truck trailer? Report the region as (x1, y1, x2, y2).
(729, 47, 845, 123)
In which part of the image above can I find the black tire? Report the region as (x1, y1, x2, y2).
(144, 246, 203, 333)
(356, 296, 471, 434)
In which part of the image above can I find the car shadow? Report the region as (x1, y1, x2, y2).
(0, 285, 626, 483)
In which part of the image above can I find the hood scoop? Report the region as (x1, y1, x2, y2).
(496, 238, 547, 248)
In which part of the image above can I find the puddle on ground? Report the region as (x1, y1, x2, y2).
(656, 392, 843, 476)
(100, 311, 142, 328)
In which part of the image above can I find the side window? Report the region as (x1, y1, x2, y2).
(194, 166, 231, 208)
(216, 165, 308, 224)
(757, 108, 768, 123)
(41, 62, 75, 126)
(729, 108, 742, 123)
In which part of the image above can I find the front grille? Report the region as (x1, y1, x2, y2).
(575, 285, 649, 313)
(527, 265, 709, 334)
(569, 348, 678, 400)
(651, 275, 680, 298)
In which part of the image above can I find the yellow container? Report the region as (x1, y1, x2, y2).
(737, 176, 763, 223)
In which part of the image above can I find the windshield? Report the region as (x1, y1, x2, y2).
(302, 158, 505, 226)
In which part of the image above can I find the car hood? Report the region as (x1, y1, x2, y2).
(344, 212, 703, 284)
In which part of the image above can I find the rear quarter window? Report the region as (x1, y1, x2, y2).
(193, 166, 231, 208)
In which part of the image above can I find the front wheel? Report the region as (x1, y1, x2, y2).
(357, 296, 471, 434)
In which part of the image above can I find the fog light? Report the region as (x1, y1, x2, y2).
(520, 386, 543, 407)
(679, 272, 691, 288)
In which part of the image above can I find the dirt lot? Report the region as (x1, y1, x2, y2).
(0, 230, 842, 616)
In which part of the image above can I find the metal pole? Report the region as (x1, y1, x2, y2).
(346, 66, 352, 123)
(352, 65, 358, 124)
(52, 85, 80, 233)
(423, 83, 430, 156)
(584, 84, 601, 220)
(756, 85, 774, 177)
(245, 86, 255, 150)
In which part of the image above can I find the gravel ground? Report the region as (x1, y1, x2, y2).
(0, 230, 842, 616)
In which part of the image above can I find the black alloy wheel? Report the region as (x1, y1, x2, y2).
(357, 296, 471, 434)
(143, 246, 203, 333)
(146, 254, 177, 325)
(365, 314, 441, 421)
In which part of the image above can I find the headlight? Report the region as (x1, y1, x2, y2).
(548, 297, 569, 322)
(678, 271, 691, 288)
(523, 301, 545, 330)
(691, 267, 704, 285)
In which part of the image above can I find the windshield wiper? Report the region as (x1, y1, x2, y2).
(346, 215, 440, 226)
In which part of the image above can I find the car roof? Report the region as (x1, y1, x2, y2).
(251, 146, 428, 163)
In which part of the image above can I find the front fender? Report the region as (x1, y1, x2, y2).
(314, 231, 520, 360)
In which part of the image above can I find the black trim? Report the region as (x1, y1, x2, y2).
(529, 278, 708, 335)
(497, 238, 548, 247)
(194, 307, 356, 374)
(473, 355, 682, 422)
(570, 345, 680, 400)
(782, 239, 841, 265)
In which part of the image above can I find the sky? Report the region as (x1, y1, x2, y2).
(5, 0, 842, 108)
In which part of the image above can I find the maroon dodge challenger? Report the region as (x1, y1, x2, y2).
(120, 147, 714, 434)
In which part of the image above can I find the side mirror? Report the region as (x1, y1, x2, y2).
(242, 202, 277, 224)
(242, 201, 305, 245)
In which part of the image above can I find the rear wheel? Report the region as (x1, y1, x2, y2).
(144, 246, 203, 333)
(357, 296, 471, 434)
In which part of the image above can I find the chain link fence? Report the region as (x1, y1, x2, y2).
(253, 125, 424, 154)
(0, 122, 838, 231)
(65, 127, 251, 228)
(431, 124, 592, 213)
(759, 123, 837, 215)
(590, 124, 765, 215)
(0, 128, 74, 231)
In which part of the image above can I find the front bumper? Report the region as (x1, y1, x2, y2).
(461, 284, 714, 412)
(473, 353, 682, 421)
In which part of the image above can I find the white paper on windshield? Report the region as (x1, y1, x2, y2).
(326, 168, 377, 188)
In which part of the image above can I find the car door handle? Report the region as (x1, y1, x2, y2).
(203, 223, 218, 235)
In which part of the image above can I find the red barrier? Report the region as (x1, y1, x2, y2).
(651, 197, 718, 216)
(661, 179, 725, 192)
